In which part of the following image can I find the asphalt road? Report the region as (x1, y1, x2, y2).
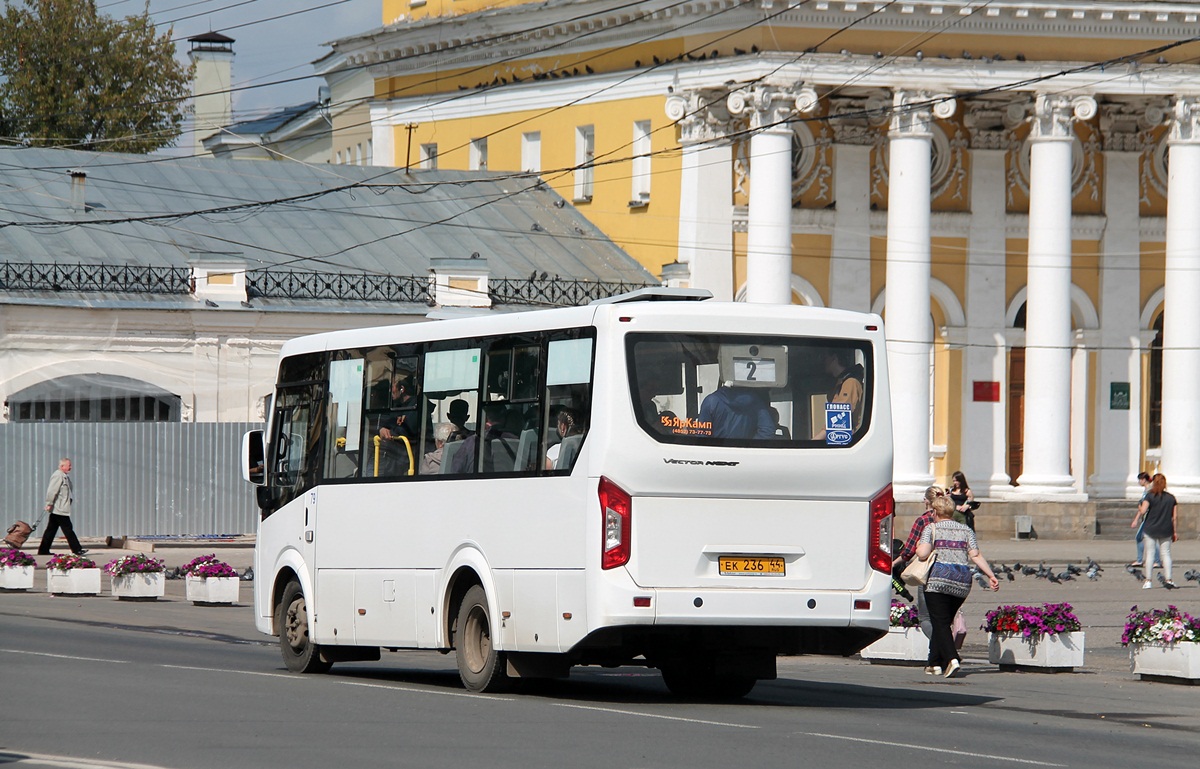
(1, 540, 1199, 768)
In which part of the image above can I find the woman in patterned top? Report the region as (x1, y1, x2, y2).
(915, 495, 1000, 678)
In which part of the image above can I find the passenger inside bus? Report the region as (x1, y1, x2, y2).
(419, 422, 455, 475)
(448, 402, 513, 474)
(545, 407, 586, 470)
(697, 384, 775, 439)
(446, 399, 471, 441)
(811, 348, 866, 439)
(374, 373, 423, 476)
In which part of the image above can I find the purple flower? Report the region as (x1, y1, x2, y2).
(0, 549, 38, 568)
(104, 553, 165, 577)
(181, 554, 237, 579)
(982, 602, 1082, 636)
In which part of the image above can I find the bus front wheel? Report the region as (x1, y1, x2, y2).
(455, 585, 512, 693)
(278, 580, 332, 674)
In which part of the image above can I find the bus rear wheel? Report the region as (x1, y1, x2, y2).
(455, 585, 512, 693)
(660, 663, 756, 700)
(278, 580, 332, 674)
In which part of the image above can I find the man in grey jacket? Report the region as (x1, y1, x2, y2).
(37, 457, 87, 556)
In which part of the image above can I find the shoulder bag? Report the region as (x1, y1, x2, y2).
(900, 523, 937, 587)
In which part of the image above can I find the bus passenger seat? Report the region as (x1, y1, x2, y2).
(441, 440, 463, 474)
(555, 434, 583, 471)
(514, 429, 537, 472)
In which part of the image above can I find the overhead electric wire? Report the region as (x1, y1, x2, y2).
(4, 3, 1199, 275)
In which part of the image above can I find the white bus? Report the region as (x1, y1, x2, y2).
(243, 289, 894, 698)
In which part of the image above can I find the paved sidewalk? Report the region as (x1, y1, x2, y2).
(3, 536, 1198, 679)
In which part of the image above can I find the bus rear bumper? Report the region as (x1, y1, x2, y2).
(649, 587, 888, 631)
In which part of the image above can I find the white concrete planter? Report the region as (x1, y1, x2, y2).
(861, 627, 929, 664)
(0, 565, 35, 591)
(47, 568, 101, 596)
(186, 575, 240, 605)
(988, 631, 1085, 672)
(1129, 643, 1200, 682)
(111, 572, 165, 600)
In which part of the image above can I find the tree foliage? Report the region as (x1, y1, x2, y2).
(0, 0, 192, 153)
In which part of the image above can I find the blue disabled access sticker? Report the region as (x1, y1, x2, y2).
(825, 402, 852, 445)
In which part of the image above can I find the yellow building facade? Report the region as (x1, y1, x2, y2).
(330, 0, 1200, 520)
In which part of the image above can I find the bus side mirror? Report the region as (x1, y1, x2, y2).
(243, 429, 266, 485)
(256, 485, 283, 511)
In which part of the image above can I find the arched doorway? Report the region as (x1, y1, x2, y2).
(1008, 304, 1026, 485)
(7, 374, 181, 422)
(1148, 311, 1163, 450)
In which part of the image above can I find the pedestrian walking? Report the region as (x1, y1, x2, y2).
(36, 457, 87, 556)
(914, 495, 1000, 678)
(1138, 473, 1177, 589)
(1129, 471, 1151, 567)
(892, 485, 943, 640)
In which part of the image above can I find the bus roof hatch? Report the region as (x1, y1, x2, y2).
(589, 287, 713, 305)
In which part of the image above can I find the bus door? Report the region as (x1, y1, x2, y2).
(267, 385, 324, 582)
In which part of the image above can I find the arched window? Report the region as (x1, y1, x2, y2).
(1148, 312, 1163, 449)
(7, 374, 181, 422)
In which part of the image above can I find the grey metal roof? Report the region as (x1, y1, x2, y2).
(0, 147, 655, 290)
(223, 102, 320, 136)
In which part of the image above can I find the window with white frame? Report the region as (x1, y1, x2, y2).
(522, 131, 542, 173)
(420, 143, 438, 169)
(355, 143, 363, 165)
(574, 125, 594, 201)
(367, 139, 373, 165)
(631, 120, 651, 204)
(470, 138, 488, 171)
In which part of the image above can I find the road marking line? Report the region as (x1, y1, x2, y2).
(556, 703, 759, 729)
(340, 680, 515, 701)
(0, 649, 129, 664)
(799, 732, 1066, 766)
(160, 664, 514, 700)
(161, 664, 295, 679)
(0, 750, 176, 769)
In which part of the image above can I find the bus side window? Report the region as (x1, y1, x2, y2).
(324, 355, 365, 479)
(545, 336, 594, 473)
(481, 341, 541, 474)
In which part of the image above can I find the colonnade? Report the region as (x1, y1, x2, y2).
(667, 83, 1200, 501)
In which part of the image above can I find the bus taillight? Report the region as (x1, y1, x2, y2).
(599, 477, 632, 570)
(868, 484, 894, 574)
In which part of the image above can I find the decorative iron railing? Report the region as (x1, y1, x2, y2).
(0, 262, 192, 294)
(0, 262, 655, 307)
(246, 269, 431, 303)
(488, 277, 655, 306)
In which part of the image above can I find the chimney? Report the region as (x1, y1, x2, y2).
(68, 170, 87, 213)
(188, 32, 236, 156)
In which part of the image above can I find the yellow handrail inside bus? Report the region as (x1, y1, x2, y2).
(372, 434, 415, 477)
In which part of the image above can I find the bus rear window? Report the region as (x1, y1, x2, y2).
(627, 333, 872, 447)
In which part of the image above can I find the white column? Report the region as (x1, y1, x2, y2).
(1162, 97, 1200, 500)
(1089, 116, 1147, 498)
(371, 103, 396, 166)
(962, 132, 1010, 497)
(886, 90, 952, 495)
(731, 86, 817, 304)
(1016, 94, 1093, 498)
(830, 142, 872, 311)
(666, 91, 734, 300)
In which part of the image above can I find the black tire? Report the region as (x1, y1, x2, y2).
(278, 580, 332, 674)
(661, 663, 756, 700)
(455, 584, 511, 693)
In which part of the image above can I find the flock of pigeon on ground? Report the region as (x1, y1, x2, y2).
(976, 559, 1200, 590)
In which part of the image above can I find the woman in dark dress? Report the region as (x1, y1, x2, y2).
(949, 470, 976, 530)
(1137, 473, 1178, 589)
